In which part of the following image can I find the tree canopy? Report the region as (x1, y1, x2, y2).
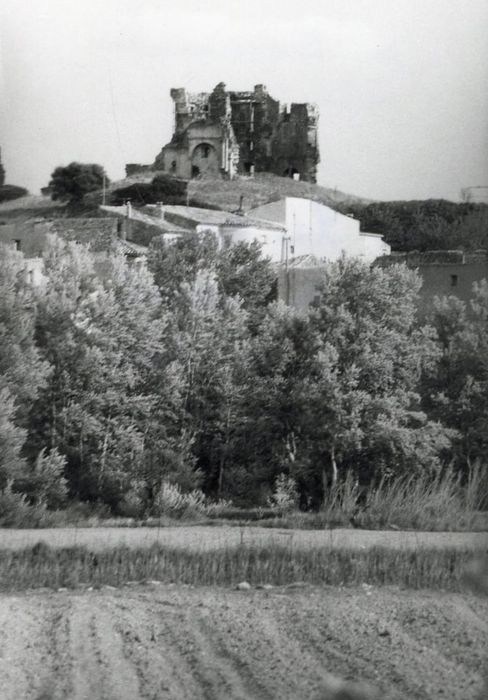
(0, 234, 485, 515)
(49, 162, 108, 204)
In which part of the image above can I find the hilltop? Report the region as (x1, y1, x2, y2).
(105, 171, 372, 212)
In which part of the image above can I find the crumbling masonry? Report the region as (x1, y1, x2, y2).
(146, 82, 319, 183)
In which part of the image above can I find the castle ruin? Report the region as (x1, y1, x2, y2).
(146, 82, 319, 183)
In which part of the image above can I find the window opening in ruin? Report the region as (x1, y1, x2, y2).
(284, 167, 299, 179)
(201, 145, 210, 158)
(244, 162, 254, 174)
(116, 220, 122, 233)
(192, 165, 200, 178)
(13, 239, 21, 250)
(171, 160, 177, 172)
(451, 274, 458, 287)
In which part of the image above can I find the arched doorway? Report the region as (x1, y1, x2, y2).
(191, 143, 219, 176)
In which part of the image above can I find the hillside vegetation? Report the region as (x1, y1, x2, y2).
(342, 199, 488, 252)
(102, 171, 371, 212)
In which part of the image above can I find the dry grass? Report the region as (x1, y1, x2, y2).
(0, 541, 478, 593)
(103, 171, 370, 213)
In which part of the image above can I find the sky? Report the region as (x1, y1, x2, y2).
(1, 0, 487, 201)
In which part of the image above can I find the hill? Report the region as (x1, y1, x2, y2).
(103, 171, 372, 213)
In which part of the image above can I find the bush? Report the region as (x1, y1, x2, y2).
(150, 481, 232, 520)
(0, 483, 62, 527)
(29, 448, 68, 509)
(267, 474, 299, 513)
(0, 185, 29, 203)
(111, 174, 187, 206)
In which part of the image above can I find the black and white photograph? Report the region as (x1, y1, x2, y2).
(0, 1, 487, 698)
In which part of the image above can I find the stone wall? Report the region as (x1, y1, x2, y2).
(48, 218, 118, 252)
(0, 221, 49, 257)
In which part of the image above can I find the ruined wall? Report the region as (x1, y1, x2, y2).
(152, 83, 319, 183)
(272, 104, 319, 182)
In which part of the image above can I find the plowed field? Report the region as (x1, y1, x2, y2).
(0, 584, 486, 700)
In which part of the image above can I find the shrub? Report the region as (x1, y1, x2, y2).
(30, 448, 68, 509)
(267, 474, 299, 513)
(111, 174, 187, 206)
(150, 481, 233, 520)
(0, 185, 29, 203)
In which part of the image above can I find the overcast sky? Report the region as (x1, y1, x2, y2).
(1, 0, 487, 201)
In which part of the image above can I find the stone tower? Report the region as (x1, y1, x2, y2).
(151, 83, 320, 183)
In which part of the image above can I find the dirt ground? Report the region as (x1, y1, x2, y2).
(0, 584, 486, 700)
(0, 525, 486, 552)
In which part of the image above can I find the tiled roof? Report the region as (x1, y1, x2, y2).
(115, 239, 148, 257)
(160, 205, 286, 230)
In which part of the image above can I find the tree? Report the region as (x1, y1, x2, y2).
(425, 284, 488, 471)
(233, 302, 318, 505)
(48, 162, 108, 204)
(0, 388, 27, 489)
(163, 270, 251, 499)
(308, 258, 451, 496)
(31, 235, 166, 507)
(148, 232, 218, 306)
(0, 245, 50, 427)
(216, 240, 276, 330)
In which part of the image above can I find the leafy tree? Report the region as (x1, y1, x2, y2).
(344, 199, 488, 252)
(0, 245, 50, 426)
(164, 271, 250, 498)
(308, 258, 451, 495)
(31, 235, 165, 507)
(232, 302, 318, 505)
(425, 285, 488, 471)
(16, 447, 68, 508)
(48, 162, 108, 204)
(0, 388, 27, 489)
(148, 232, 218, 306)
(216, 240, 276, 328)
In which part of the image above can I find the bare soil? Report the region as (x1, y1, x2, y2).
(0, 584, 486, 700)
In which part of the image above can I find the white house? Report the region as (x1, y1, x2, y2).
(247, 197, 390, 262)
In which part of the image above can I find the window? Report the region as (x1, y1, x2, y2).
(201, 145, 210, 158)
(171, 160, 177, 172)
(13, 239, 21, 250)
(451, 274, 458, 287)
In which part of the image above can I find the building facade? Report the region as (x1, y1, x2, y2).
(375, 250, 488, 316)
(247, 197, 391, 263)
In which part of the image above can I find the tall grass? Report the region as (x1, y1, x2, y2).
(0, 541, 479, 593)
(358, 463, 487, 531)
